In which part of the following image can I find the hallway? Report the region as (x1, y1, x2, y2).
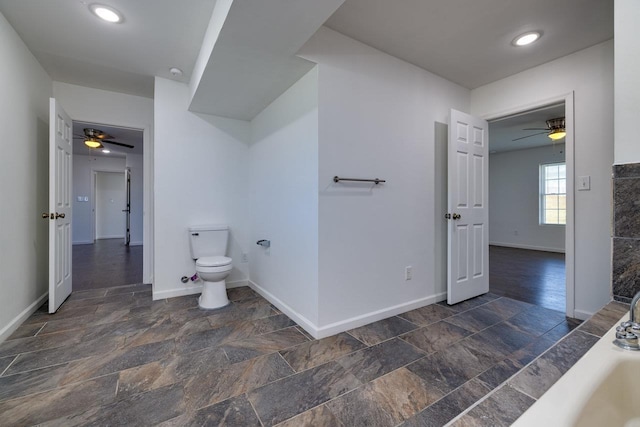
(73, 239, 143, 291)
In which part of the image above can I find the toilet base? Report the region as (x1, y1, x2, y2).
(198, 279, 230, 310)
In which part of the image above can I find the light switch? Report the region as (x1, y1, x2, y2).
(84, 196, 89, 202)
(578, 176, 591, 191)
(77, 196, 83, 202)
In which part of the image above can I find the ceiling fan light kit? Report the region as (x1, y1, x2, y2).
(84, 138, 103, 149)
(75, 128, 135, 150)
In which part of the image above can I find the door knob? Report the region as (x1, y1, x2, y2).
(452, 213, 461, 220)
(445, 213, 452, 219)
(55, 212, 65, 219)
(42, 212, 53, 219)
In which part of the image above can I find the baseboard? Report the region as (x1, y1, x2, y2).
(129, 241, 143, 246)
(248, 280, 319, 338)
(573, 309, 594, 321)
(314, 292, 447, 339)
(153, 279, 250, 300)
(152, 285, 202, 300)
(73, 240, 93, 245)
(489, 242, 565, 254)
(96, 235, 125, 240)
(0, 292, 48, 344)
(249, 279, 446, 339)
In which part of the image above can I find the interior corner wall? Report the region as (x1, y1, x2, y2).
(614, 0, 640, 164)
(490, 144, 566, 252)
(72, 155, 127, 244)
(249, 67, 319, 328)
(299, 27, 471, 332)
(471, 40, 614, 317)
(0, 12, 52, 341)
(153, 77, 250, 300)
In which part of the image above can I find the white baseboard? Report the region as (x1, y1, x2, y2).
(573, 309, 593, 321)
(489, 242, 565, 254)
(0, 292, 48, 344)
(96, 235, 125, 240)
(73, 240, 94, 245)
(129, 241, 143, 246)
(249, 279, 446, 339)
(152, 279, 250, 300)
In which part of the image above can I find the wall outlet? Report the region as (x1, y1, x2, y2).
(405, 266, 413, 281)
(514, 230, 519, 236)
(241, 253, 249, 263)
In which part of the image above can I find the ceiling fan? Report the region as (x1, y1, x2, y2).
(512, 117, 566, 141)
(73, 128, 134, 150)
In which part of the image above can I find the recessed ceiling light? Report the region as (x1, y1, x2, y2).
(512, 31, 541, 47)
(90, 4, 123, 23)
(102, 149, 111, 154)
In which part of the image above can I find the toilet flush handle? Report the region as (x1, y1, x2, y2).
(257, 240, 271, 248)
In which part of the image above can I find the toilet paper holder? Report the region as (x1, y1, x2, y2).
(256, 239, 271, 248)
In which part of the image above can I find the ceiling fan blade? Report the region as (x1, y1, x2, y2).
(96, 133, 114, 140)
(522, 128, 549, 130)
(102, 140, 134, 149)
(512, 131, 549, 141)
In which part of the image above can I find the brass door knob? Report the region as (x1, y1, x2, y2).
(42, 212, 51, 219)
(55, 212, 65, 219)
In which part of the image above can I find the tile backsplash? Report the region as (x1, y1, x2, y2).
(612, 163, 640, 303)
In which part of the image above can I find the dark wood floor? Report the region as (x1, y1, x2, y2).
(73, 239, 143, 291)
(489, 245, 566, 312)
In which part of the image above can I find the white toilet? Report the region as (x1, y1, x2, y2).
(188, 225, 233, 309)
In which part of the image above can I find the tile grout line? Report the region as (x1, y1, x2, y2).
(33, 322, 48, 337)
(245, 392, 265, 427)
(0, 355, 18, 377)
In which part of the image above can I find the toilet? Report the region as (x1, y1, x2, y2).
(188, 225, 233, 309)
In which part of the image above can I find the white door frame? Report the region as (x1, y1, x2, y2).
(479, 92, 575, 318)
(72, 118, 153, 286)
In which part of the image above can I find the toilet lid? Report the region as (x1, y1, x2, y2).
(196, 256, 232, 267)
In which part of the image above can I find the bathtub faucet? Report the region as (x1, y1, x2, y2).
(613, 291, 640, 351)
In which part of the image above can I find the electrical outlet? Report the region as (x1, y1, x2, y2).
(405, 266, 413, 281)
(514, 230, 519, 236)
(241, 253, 249, 263)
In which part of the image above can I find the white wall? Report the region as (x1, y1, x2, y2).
(299, 27, 470, 333)
(249, 67, 319, 328)
(614, 0, 640, 164)
(126, 154, 144, 245)
(72, 155, 126, 244)
(490, 145, 566, 252)
(52, 81, 154, 283)
(471, 40, 614, 317)
(95, 172, 126, 239)
(153, 77, 250, 299)
(0, 12, 52, 341)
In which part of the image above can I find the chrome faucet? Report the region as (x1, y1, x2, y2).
(614, 291, 640, 351)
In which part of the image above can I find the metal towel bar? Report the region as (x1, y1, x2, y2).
(333, 176, 386, 185)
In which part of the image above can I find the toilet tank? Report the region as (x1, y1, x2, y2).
(188, 225, 229, 259)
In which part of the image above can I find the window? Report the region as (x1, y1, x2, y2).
(540, 163, 566, 225)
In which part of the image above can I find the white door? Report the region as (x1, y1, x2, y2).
(48, 98, 73, 313)
(447, 109, 489, 304)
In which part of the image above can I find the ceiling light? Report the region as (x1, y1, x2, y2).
(90, 4, 122, 23)
(512, 31, 541, 47)
(85, 138, 103, 149)
(548, 130, 566, 141)
(102, 149, 111, 154)
(170, 67, 183, 77)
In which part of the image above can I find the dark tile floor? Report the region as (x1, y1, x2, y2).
(73, 239, 143, 291)
(490, 246, 566, 312)
(0, 286, 585, 426)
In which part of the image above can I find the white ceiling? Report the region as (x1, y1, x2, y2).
(0, 0, 614, 119)
(325, 0, 613, 89)
(489, 104, 565, 153)
(0, 0, 216, 98)
(73, 121, 143, 158)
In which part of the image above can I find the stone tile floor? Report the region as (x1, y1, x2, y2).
(0, 285, 606, 426)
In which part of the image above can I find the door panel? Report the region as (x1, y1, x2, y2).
(49, 98, 73, 313)
(447, 109, 489, 305)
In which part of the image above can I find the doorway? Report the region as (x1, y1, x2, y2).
(71, 121, 144, 291)
(487, 102, 569, 313)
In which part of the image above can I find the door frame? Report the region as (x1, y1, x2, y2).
(479, 92, 575, 318)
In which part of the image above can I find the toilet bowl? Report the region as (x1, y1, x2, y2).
(196, 256, 232, 309)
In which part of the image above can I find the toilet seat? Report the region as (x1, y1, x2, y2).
(196, 256, 232, 267)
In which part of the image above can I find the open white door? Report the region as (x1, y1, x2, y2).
(447, 109, 489, 305)
(48, 98, 73, 313)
